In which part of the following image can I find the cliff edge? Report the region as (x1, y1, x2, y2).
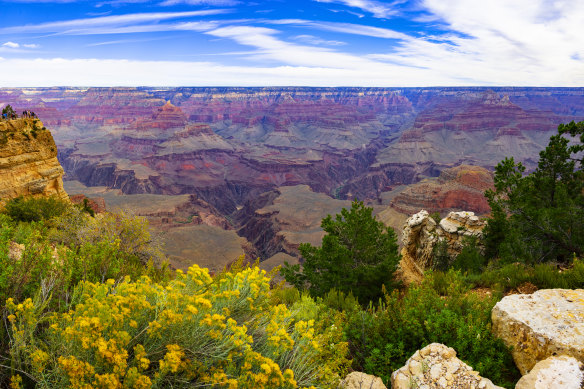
(0, 118, 68, 205)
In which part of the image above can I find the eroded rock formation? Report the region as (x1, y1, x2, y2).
(391, 343, 503, 389)
(398, 210, 486, 283)
(491, 289, 584, 375)
(390, 164, 494, 216)
(0, 118, 68, 204)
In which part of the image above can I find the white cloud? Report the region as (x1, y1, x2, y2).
(159, 0, 239, 5)
(315, 0, 398, 18)
(2, 42, 20, 48)
(0, 57, 464, 87)
(270, 19, 407, 40)
(0, 10, 230, 34)
(292, 35, 346, 46)
(206, 25, 379, 70)
(23, 44, 40, 49)
(367, 0, 584, 86)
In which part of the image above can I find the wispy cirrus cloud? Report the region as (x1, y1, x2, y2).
(314, 0, 399, 18)
(269, 19, 407, 40)
(292, 34, 346, 46)
(206, 25, 377, 69)
(159, 0, 239, 5)
(0, 10, 230, 34)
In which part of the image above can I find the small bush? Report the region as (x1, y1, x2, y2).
(451, 236, 487, 274)
(432, 238, 451, 271)
(430, 212, 441, 224)
(3, 196, 70, 223)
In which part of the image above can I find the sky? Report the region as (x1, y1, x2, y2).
(0, 0, 582, 87)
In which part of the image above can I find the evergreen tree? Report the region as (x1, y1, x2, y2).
(281, 200, 400, 304)
(484, 121, 584, 263)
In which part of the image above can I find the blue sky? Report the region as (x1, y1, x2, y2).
(0, 0, 582, 86)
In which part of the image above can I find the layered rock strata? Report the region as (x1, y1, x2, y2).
(398, 210, 486, 283)
(0, 118, 68, 204)
(491, 289, 584, 375)
(390, 165, 494, 216)
(391, 343, 503, 389)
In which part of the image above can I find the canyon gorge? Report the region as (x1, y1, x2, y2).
(1, 87, 583, 270)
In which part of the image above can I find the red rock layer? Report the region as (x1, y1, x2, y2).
(391, 165, 494, 216)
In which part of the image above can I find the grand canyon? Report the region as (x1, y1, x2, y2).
(2, 87, 583, 271)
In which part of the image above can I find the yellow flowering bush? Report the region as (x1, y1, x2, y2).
(6, 262, 348, 388)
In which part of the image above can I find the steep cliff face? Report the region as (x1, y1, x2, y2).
(0, 118, 68, 204)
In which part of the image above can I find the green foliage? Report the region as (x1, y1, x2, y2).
(431, 238, 450, 271)
(484, 121, 584, 264)
(2, 104, 15, 117)
(282, 200, 401, 304)
(48, 207, 167, 273)
(343, 271, 519, 388)
(451, 236, 487, 274)
(468, 257, 584, 293)
(3, 196, 70, 223)
(430, 212, 441, 224)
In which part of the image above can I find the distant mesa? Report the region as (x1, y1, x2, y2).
(390, 164, 494, 216)
(135, 101, 188, 132)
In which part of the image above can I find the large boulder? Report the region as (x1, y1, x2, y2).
(398, 210, 486, 283)
(515, 355, 584, 389)
(338, 372, 386, 389)
(391, 343, 503, 389)
(491, 289, 584, 375)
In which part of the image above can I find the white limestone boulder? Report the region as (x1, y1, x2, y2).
(515, 355, 583, 389)
(338, 371, 386, 389)
(391, 343, 503, 389)
(491, 289, 584, 375)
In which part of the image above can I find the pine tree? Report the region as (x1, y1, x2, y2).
(282, 200, 400, 304)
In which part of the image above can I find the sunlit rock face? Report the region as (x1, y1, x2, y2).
(492, 289, 584, 375)
(0, 118, 68, 205)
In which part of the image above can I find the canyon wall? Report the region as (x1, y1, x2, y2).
(0, 118, 68, 205)
(2, 86, 582, 267)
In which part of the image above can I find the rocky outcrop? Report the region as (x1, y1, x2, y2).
(391, 165, 494, 216)
(391, 343, 503, 389)
(398, 210, 486, 283)
(515, 356, 584, 389)
(0, 118, 68, 205)
(491, 289, 584, 375)
(338, 372, 386, 389)
(69, 194, 106, 213)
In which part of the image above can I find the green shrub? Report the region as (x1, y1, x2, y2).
(3, 196, 70, 223)
(451, 236, 487, 274)
(469, 258, 584, 293)
(344, 271, 519, 388)
(432, 238, 451, 271)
